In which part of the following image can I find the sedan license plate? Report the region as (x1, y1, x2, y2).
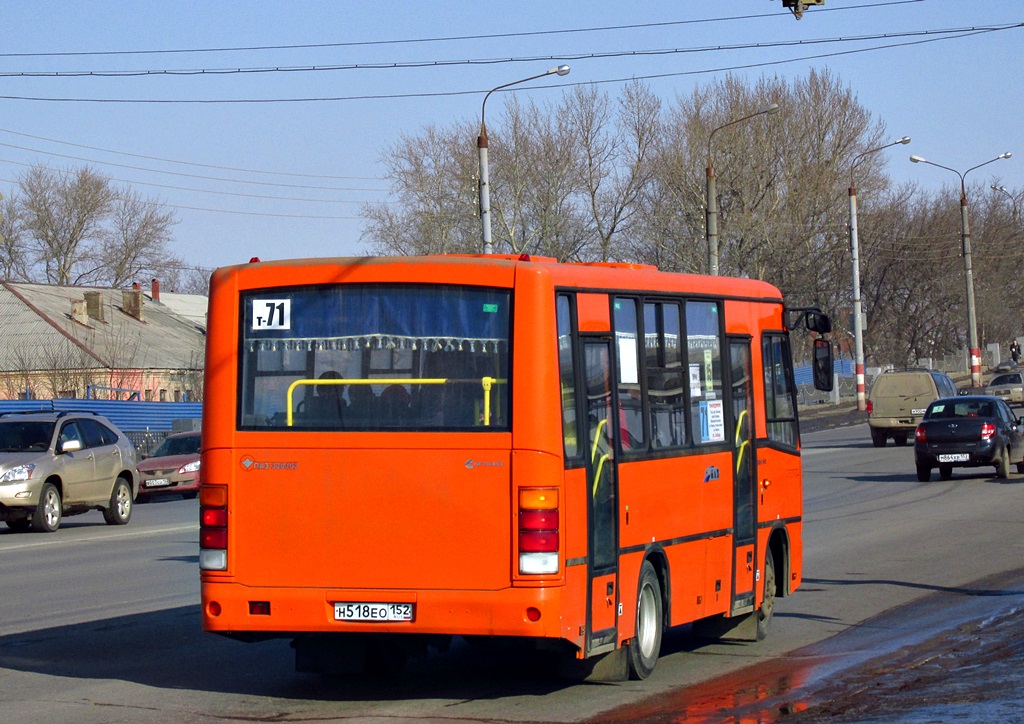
(145, 478, 171, 488)
(937, 453, 970, 463)
(334, 602, 414, 622)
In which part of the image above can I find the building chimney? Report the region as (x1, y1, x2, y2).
(84, 291, 105, 322)
(132, 282, 141, 290)
(71, 299, 89, 325)
(151, 278, 161, 302)
(122, 289, 144, 321)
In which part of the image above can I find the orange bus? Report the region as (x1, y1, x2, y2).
(200, 254, 832, 680)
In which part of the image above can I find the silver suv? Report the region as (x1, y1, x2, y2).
(0, 411, 138, 533)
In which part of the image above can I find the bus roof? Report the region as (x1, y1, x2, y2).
(213, 254, 784, 304)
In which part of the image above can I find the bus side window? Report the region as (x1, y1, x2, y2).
(763, 334, 798, 447)
(645, 301, 686, 449)
(687, 301, 725, 444)
(613, 297, 645, 451)
(557, 295, 580, 460)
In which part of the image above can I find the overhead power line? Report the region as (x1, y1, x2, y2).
(0, 128, 379, 181)
(0, 25, 990, 77)
(1, 24, 1017, 104)
(0, 1, 923, 58)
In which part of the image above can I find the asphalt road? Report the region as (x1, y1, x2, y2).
(2, 424, 1023, 723)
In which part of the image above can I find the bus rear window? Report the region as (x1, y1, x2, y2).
(238, 284, 511, 431)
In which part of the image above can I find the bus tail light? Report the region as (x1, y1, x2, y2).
(200, 485, 228, 571)
(519, 488, 559, 575)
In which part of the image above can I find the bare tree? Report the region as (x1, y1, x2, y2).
(362, 123, 480, 256)
(12, 164, 184, 288)
(0, 193, 31, 281)
(103, 188, 178, 288)
(19, 165, 114, 285)
(38, 338, 99, 399)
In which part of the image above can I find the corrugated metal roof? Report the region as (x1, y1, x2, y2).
(0, 282, 206, 373)
(151, 291, 208, 330)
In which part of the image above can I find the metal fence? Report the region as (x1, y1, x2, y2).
(0, 399, 202, 457)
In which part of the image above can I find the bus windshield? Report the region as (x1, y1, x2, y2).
(238, 284, 511, 431)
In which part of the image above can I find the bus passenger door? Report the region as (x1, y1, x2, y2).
(583, 338, 619, 655)
(729, 337, 757, 614)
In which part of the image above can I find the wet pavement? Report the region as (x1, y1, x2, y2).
(590, 567, 1024, 723)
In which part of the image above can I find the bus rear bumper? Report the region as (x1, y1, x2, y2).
(201, 581, 572, 642)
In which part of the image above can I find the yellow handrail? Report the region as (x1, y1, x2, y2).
(592, 454, 609, 498)
(590, 418, 608, 464)
(286, 377, 446, 426)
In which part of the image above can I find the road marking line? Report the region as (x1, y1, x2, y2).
(0, 523, 198, 552)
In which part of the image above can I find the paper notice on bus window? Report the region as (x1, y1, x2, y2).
(699, 400, 726, 443)
(690, 364, 701, 398)
(618, 336, 638, 384)
(252, 299, 291, 330)
(704, 349, 714, 391)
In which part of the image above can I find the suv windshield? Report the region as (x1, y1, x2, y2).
(152, 434, 201, 457)
(239, 284, 511, 432)
(0, 420, 55, 452)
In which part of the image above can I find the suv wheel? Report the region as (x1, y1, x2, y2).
(32, 483, 62, 533)
(102, 477, 133, 526)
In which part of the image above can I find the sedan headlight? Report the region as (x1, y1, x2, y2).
(1, 464, 36, 483)
(179, 460, 201, 474)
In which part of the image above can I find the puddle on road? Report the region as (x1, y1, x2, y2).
(590, 568, 1024, 723)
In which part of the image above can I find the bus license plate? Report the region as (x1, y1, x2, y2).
(938, 453, 970, 463)
(334, 602, 414, 622)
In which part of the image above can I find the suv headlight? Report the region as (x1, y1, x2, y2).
(1, 464, 36, 483)
(179, 460, 201, 474)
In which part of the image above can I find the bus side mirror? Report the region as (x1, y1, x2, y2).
(813, 338, 834, 392)
(806, 311, 832, 335)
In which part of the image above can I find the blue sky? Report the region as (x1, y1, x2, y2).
(1, 0, 1020, 277)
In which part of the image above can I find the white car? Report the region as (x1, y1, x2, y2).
(0, 410, 138, 532)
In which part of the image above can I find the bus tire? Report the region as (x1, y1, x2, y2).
(627, 561, 663, 680)
(756, 548, 776, 641)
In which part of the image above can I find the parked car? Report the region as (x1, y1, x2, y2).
(984, 371, 1024, 405)
(913, 395, 1024, 482)
(0, 410, 138, 532)
(867, 369, 959, 447)
(136, 431, 201, 500)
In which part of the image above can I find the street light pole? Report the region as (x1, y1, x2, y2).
(992, 184, 1020, 222)
(478, 65, 570, 255)
(911, 152, 1013, 388)
(848, 136, 910, 412)
(706, 103, 779, 276)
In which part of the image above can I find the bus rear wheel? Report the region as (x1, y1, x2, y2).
(627, 561, 663, 680)
(756, 548, 776, 641)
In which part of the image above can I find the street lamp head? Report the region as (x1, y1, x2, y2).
(993, 184, 1008, 192)
(552, 65, 571, 77)
(897, 136, 911, 145)
(909, 155, 927, 163)
(999, 152, 1012, 160)
(763, 103, 780, 115)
